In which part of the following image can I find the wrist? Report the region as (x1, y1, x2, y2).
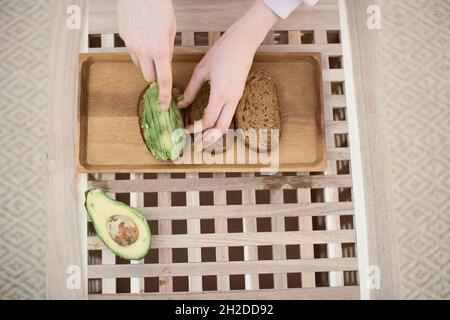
(240, 0, 278, 45)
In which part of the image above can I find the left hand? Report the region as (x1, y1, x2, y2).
(177, 0, 278, 150)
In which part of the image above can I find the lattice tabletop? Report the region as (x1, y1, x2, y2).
(84, 0, 360, 300)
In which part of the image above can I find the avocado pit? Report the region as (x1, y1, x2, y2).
(107, 215, 139, 246)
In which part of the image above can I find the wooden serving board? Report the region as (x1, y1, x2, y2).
(77, 53, 326, 173)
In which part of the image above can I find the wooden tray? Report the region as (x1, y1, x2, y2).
(77, 53, 326, 173)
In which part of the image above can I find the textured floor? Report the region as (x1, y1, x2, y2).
(0, 0, 49, 299)
(380, 0, 450, 299)
(0, 0, 448, 299)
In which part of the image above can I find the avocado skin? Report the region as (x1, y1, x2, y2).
(84, 188, 151, 261)
(138, 83, 186, 161)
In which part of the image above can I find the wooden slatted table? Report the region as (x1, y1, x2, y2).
(47, 0, 401, 300)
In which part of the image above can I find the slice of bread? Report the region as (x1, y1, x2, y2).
(188, 82, 234, 154)
(234, 70, 281, 152)
(137, 85, 184, 151)
(137, 86, 148, 147)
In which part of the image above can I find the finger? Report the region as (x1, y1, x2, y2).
(201, 101, 237, 150)
(178, 65, 207, 109)
(186, 88, 225, 134)
(139, 56, 156, 83)
(129, 48, 140, 67)
(214, 101, 237, 135)
(155, 58, 173, 110)
(199, 128, 224, 152)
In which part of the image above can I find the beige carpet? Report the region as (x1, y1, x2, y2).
(380, 0, 450, 299)
(0, 0, 49, 299)
(0, 0, 448, 299)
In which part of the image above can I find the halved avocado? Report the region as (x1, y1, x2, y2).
(85, 189, 151, 260)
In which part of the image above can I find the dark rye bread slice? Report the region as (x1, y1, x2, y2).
(137, 86, 147, 147)
(235, 70, 281, 151)
(137, 85, 183, 147)
(188, 82, 234, 153)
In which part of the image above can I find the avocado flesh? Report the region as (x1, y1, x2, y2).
(141, 82, 185, 161)
(85, 189, 151, 260)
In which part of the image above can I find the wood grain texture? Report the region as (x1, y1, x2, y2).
(270, 174, 287, 289)
(90, 0, 340, 34)
(47, 0, 88, 299)
(77, 53, 326, 173)
(89, 258, 358, 278)
(340, 0, 400, 299)
(88, 174, 353, 192)
(94, 202, 354, 220)
(90, 286, 360, 300)
(213, 173, 230, 291)
(89, 44, 343, 55)
(88, 230, 356, 250)
(297, 173, 316, 288)
(99, 174, 116, 294)
(241, 173, 258, 289)
(157, 174, 173, 293)
(186, 173, 202, 292)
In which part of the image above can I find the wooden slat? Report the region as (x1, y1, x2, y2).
(241, 173, 258, 289)
(89, 230, 356, 250)
(208, 31, 221, 45)
(289, 27, 316, 289)
(270, 173, 287, 289)
(86, 202, 354, 221)
(323, 35, 345, 288)
(327, 122, 349, 135)
(87, 176, 101, 294)
(88, 175, 353, 193)
(323, 69, 346, 82)
(98, 29, 119, 297)
(89, 43, 343, 56)
(213, 173, 229, 291)
(328, 147, 350, 160)
(181, 32, 195, 46)
(157, 174, 172, 293)
(288, 30, 302, 44)
(129, 173, 144, 293)
(89, 258, 358, 278)
(186, 173, 202, 292)
(89, 0, 340, 34)
(297, 173, 316, 288)
(47, 0, 88, 299)
(324, 94, 347, 108)
(314, 30, 329, 45)
(99, 173, 117, 294)
(89, 286, 360, 300)
(100, 33, 114, 48)
(340, 0, 400, 299)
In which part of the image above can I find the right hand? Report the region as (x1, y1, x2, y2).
(117, 0, 176, 110)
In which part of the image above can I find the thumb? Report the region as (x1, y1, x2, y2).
(178, 65, 207, 109)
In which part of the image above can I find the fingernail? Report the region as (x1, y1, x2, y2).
(160, 101, 169, 110)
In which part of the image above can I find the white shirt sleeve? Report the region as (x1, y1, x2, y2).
(262, 0, 319, 19)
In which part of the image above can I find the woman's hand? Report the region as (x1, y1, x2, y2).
(178, 0, 278, 149)
(117, 0, 176, 110)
